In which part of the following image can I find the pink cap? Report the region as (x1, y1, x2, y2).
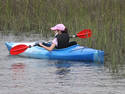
(51, 24, 65, 31)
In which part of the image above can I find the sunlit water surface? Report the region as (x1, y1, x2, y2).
(0, 33, 125, 94)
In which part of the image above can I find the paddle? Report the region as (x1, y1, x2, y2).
(10, 44, 29, 55)
(10, 29, 92, 55)
(71, 29, 92, 38)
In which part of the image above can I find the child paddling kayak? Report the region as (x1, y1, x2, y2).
(36, 24, 77, 51)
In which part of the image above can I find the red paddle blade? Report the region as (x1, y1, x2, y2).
(10, 44, 29, 55)
(76, 29, 92, 38)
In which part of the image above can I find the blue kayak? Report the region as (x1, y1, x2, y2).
(5, 42, 104, 62)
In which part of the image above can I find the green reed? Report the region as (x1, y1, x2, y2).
(0, 0, 125, 73)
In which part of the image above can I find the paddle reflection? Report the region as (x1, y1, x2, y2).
(11, 63, 25, 80)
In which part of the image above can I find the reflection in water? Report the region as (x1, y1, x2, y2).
(11, 63, 25, 80)
(54, 60, 71, 76)
(53, 60, 103, 77)
(53, 60, 105, 86)
(53, 60, 72, 87)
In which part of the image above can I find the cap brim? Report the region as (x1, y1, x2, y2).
(50, 27, 57, 31)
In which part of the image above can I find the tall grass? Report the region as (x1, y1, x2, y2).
(0, 0, 125, 72)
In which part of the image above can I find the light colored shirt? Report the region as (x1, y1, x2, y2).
(52, 38, 58, 46)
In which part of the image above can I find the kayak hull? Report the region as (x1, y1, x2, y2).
(5, 42, 104, 62)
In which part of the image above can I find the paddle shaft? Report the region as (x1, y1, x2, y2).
(70, 34, 89, 38)
(10, 29, 92, 55)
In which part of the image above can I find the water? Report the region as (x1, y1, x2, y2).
(0, 33, 125, 94)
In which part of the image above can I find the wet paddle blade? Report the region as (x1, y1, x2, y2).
(10, 44, 29, 55)
(76, 29, 92, 38)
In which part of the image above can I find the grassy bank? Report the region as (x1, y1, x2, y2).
(0, 0, 125, 72)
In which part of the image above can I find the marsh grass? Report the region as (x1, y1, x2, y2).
(0, 0, 125, 73)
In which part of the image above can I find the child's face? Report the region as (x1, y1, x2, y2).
(54, 30, 58, 36)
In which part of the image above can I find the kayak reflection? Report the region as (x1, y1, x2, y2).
(54, 60, 71, 76)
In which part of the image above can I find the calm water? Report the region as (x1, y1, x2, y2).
(0, 33, 125, 94)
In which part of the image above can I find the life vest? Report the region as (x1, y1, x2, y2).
(55, 33, 69, 49)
